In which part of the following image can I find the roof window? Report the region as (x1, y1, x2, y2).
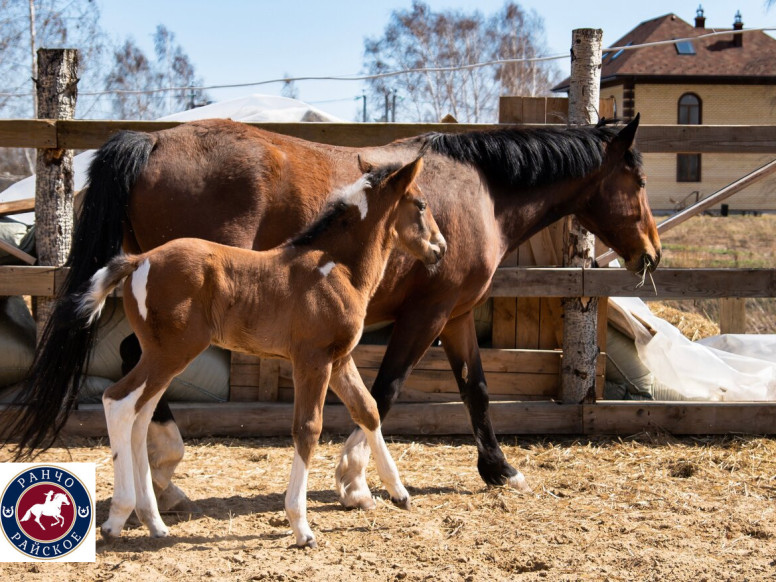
(675, 40, 696, 55)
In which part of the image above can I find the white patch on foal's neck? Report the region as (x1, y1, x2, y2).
(334, 175, 370, 219)
(318, 261, 336, 277)
(131, 259, 151, 320)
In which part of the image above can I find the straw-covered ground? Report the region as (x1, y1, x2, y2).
(2, 434, 775, 581)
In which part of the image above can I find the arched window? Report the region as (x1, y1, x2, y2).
(678, 93, 701, 125)
(677, 93, 702, 182)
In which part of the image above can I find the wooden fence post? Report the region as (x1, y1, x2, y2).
(561, 29, 603, 403)
(33, 48, 79, 338)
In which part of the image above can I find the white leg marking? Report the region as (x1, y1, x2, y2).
(131, 392, 169, 537)
(361, 425, 410, 509)
(318, 261, 336, 277)
(285, 450, 315, 547)
(335, 429, 375, 510)
(507, 471, 533, 493)
(101, 384, 144, 538)
(131, 258, 151, 320)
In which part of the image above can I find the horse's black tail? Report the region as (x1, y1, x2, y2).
(4, 130, 154, 459)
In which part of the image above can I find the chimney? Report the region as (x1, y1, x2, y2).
(694, 5, 706, 29)
(733, 10, 743, 47)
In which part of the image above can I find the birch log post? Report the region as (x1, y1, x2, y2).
(33, 48, 79, 339)
(561, 29, 603, 403)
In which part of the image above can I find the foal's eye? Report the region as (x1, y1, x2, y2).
(415, 200, 427, 211)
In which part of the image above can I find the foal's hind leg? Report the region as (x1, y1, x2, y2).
(330, 357, 410, 509)
(336, 307, 450, 509)
(101, 367, 149, 538)
(121, 334, 192, 513)
(439, 312, 530, 491)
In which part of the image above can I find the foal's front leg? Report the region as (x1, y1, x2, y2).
(286, 360, 331, 548)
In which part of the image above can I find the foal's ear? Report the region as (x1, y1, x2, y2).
(390, 157, 424, 192)
(606, 112, 640, 160)
(357, 155, 375, 174)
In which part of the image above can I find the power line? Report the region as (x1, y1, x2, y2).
(0, 27, 774, 100)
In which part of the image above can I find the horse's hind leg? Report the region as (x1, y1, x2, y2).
(330, 357, 409, 509)
(335, 307, 449, 509)
(130, 384, 171, 537)
(101, 367, 149, 538)
(439, 312, 530, 491)
(121, 334, 192, 513)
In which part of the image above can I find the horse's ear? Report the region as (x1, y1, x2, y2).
(357, 155, 375, 174)
(390, 157, 424, 193)
(607, 113, 640, 160)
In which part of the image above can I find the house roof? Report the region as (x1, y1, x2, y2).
(553, 13, 776, 91)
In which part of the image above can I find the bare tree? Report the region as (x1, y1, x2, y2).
(105, 25, 207, 119)
(362, 1, 559, 122)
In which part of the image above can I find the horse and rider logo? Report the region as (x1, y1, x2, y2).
(1, 464, 94, 561)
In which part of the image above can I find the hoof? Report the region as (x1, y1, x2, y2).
(157, 483, 201, 514)
(341, 493, 377, 511)
(507, 472, 533, 493)
(100, 524, 121, 540)
(149, 525, 170, 538)
(293, 536, 317, 549)
(391, 496, 412, 511)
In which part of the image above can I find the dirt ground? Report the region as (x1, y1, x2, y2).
(2, 434, 776, 581)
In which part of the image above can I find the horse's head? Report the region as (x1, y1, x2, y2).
(54, 493, 69, 505)
(359, 156, 447, 266)
(576, 114, 661, 274)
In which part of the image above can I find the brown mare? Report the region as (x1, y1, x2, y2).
(10, 114, 660, 512)
(72, 158, 443, 546)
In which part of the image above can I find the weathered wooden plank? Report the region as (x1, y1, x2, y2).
(258, 358, 280, 402)
(0, 238, 35, 265)
(0, 265, 55, 295)
(583, 268, 776, 299)
(584, 402, 776, 435)
(719, 298, 747, 334)
(39, 401, 776, 439)
(636, 125, 776, 154)
(490, 267, 583, 297)
(0, 197, 35, 218)
(0, 119, 56, 148)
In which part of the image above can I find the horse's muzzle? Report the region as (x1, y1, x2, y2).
(428, 236, 447, 264)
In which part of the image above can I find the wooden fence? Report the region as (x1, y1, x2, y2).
(2, 113, 776, 437)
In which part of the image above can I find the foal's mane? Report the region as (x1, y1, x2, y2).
(291, 163, 403, 247)
(415, 125, 642, 189)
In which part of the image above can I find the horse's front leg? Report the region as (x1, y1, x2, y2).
(330, 357, 410, 509)
(439, 311, 531, 491)
(286, 358, 331, 548)
(335, 307, 449, 509)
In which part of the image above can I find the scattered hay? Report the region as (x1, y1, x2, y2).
(648, 302, 719, 340)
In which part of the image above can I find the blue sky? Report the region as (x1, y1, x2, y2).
(94, 0, 776, 120)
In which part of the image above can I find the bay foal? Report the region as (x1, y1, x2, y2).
(76, 158, 445, 547)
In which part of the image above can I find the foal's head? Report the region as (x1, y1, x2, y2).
(359, 157, 447, 266)
(575, 115, 662, 274)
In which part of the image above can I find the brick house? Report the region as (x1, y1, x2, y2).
(553, 8, 776, 212)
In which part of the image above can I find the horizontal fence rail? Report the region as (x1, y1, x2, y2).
(2, 120, 776, 152)
(3, 265, 774, 300)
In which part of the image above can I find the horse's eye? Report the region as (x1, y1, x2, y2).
(415, 200, 427, 211)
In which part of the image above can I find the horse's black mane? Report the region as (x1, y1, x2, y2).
(416, 124, 642, 189)
(291, 163, 402, 247)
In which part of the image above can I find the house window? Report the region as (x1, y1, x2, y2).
(677, 154, 701, 182)
(678, 93, 701, 124)
(677, 93, 702, 181)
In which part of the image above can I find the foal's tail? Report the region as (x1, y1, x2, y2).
(5, 131, 154, 459)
